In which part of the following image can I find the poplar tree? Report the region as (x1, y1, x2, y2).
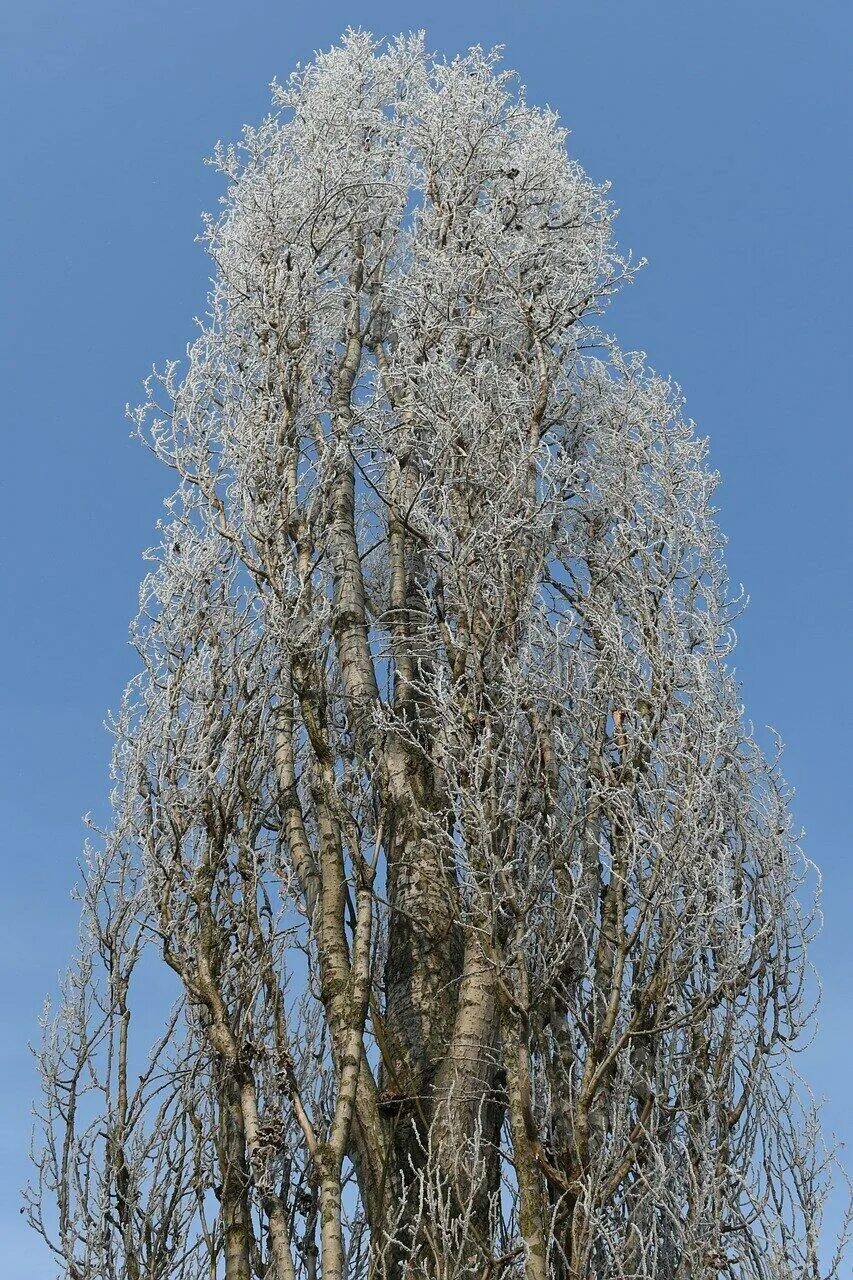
(27, 31, 849, 1280)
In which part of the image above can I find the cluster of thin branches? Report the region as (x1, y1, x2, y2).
(26, 30, 850, 1280)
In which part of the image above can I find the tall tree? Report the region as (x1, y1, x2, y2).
(27, 31, 849, 1280)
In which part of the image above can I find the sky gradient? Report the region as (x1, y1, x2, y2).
(1, 3, 850, 1272)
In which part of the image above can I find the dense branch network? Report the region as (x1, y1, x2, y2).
(27, 30, 849, 1280)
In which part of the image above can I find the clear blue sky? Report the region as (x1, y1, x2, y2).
(1, 3, 850, 1272)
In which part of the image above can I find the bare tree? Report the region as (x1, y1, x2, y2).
(28, 30, 850, 1280)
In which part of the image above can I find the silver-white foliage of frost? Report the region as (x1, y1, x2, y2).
(27, 30, 849, 1280)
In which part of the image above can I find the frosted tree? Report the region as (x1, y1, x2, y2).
(27, 30, 850, 1280)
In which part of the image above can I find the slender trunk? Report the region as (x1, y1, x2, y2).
(501, 997, 548, 1280)
(218, 1074, 253, 1280)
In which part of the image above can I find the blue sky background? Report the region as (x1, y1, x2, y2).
(1, 2, 850, 1272)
